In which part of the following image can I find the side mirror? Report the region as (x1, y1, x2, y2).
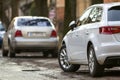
(69, 21, 76, 30)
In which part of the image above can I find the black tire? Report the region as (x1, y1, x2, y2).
(88, 45, 104, 77)
(9, 44, 15, 58)
(58, 45, 80, 72)
(2, 43, 8, 57)
(43, 51, 49, 57)
(51, 50, 58, 58)
(9, 51, 15, 58)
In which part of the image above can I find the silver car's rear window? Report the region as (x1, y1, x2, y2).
(108, 6, 120, 21)
(17, 18, 52, 27)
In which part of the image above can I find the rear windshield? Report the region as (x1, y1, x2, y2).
(17, 18, 52, 27)
(108, 6, 120, 21)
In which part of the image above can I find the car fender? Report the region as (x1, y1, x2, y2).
(61, 32, 73, 61)
(87, 33, 100, 61)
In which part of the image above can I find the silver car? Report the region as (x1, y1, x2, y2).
(58, 2, 120, 77)
(2, 16, 59, 57)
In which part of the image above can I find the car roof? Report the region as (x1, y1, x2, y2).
(90, 2, 120, 9)
(14, 16, 50, 20)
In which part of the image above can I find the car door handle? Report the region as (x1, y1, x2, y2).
(85, 31, 89, 35)
(75, 33, 79, 37)
(76, 35, 79, 37)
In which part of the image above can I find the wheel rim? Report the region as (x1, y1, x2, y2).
(88, 47, 95, 73)
(59, 47, 71, 69)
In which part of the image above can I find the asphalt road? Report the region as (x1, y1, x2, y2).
(0, 51, 120, 80)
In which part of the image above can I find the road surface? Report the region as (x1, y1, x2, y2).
(0, 51, 120, 80)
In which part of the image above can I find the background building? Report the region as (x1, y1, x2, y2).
(76, 0, 91, 18)
(104, 0, 120, 3)
(56, 0, 64, 32)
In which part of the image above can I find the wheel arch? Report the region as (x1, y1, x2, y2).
(87, 41, 104, 77)
(87, 41, 93, 59)
(87, 41, 100, 64)
(62, 41, 66, 46)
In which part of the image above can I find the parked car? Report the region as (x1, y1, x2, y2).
(58, 2, 120, 77)
(2, 16, 59, 58)
(0, 21, 5, 47)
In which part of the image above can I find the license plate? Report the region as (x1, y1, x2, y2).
(28, 32, 45, 37)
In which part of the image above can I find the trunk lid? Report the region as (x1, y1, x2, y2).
(16, 26, 53, 38)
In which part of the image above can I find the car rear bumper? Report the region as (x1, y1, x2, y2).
(96, 42, 120, 65)
(12, 37, 59, 51)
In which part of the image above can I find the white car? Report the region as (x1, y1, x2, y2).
(2, 16, 59, 58)
(58, 2, 120, 77)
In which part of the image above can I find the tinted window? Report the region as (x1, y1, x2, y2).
(79, 8, 93, 25)
(17, 18, 52, 27)
(88, 7, 102, 23)
(108, 6, 120, 21)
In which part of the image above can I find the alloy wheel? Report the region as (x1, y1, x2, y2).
(88, 48, 95, 73)
(88, 45, 104, 77)
(59, 47, 71, 69)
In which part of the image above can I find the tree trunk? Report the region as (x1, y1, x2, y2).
(91, 0, 103, 4)
(63, 0, 76, 36)
(34, 0, 48, 17)
(0, 0, 3, 21)
(0, 0, 10, 27)
(11, 0, 19, 19)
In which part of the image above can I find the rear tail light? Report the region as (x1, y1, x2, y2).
(15, 30, 23, 37)
(51, 30, 57, 37)
(99, 26, 120, 34)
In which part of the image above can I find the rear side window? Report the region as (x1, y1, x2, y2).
(108, 6, 120, 21)
(87, 7, 102, 23)
(17, 18, 52, 27)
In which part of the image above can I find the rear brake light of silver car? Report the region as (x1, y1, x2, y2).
(15, 30, 23, 37)
(51, 30, 57, 37)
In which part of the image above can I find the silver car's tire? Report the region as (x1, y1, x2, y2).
(9, 51, 15, 58)
(2, 43, 8, 57)
(88, 45, 104, 77)
(43, 51, 49, 57)
(51, 49, 58, 58)
(58, 45, 80, 72)
(9, 44, 15, 58)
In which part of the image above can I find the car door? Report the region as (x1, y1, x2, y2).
(68, 7, 93, 61)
